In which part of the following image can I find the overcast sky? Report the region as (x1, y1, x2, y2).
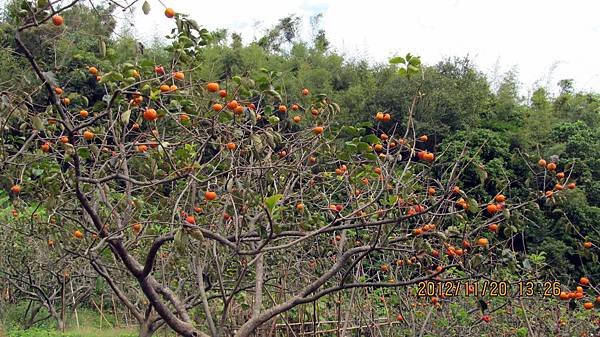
(122, 0, 600, 95)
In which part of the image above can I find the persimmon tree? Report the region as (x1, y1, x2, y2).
(1, 2, 598, 337)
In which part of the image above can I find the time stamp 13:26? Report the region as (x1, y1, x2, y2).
(416, 280, 563, 297)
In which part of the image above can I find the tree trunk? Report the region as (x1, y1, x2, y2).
(56, 318, 65, 331)
(138, 321, 155, 337)
(24, 304, 41, 329)
(48, 306, 64, 331)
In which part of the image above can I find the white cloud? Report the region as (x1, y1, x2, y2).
(124, 0, 600, 94)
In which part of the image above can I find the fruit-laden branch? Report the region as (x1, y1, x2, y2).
(18, 0, 81, 31)
(15, 21, 211, 337)
(14, 33, 71, 130)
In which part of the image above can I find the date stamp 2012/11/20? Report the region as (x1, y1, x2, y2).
(416, 280, 563, 297)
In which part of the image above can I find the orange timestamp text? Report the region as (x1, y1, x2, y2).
(416, 280, 563, 297)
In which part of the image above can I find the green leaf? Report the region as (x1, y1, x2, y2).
(264, 194, 283, 213)
(99, 40, 106, 58)
(466, 198, 479, 214)
(356, 142, 370, 153)
(120, 110, 131, 125)
(142, 0, 151, 14)
(408, 57, 421, 66)
(31, 116, 44, 130)
(344, 142, 358, 154)
(361, 134, 380, 144)
(389, 56, 406, 64)
(264, 89, 282, 102)
(340, 126, 359, 137)
(99, 72, 123, 84)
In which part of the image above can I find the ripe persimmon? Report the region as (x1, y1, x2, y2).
(227, 100, 238, 110)
(207, 82, 219, 92)
(160, 84, 170, 93)
(88, 67, 98, 75)
(79, 110, 89, 118)
(486, 204, 498, 214)
(10, 185, 21, 194)
(423, 152, 435, 162)
(174, 71, 184, 80)
(547, 162, 557, 171)
(73, 230, 84, 239)
(132, 223, 142, 233)
(302, 88, 309, 96)
(218, 89, 227, 98)
(477, 237, 489, 247)
(83, 130, 95, 140)
(538, 159, 547, 167)
(291, 104, 299, 111)
(580, 277, 590, 286)
(212, 103, 223, 112)
(164, 7, 176, 18)
(418, 135, 428, 142)
(584, 241, 593, 248)
(567, 183, 576, 189)
(52, 15, 64, 26)
(313, 126, 324, 135)
(205, 191, 217, 201)
(143, 108, 157, 121)
(278, 105, 287, 113)
(293, 116, 301, 123)
(136, 144, 148, 153)
(154, 66, 165, 75)
(226, 142, 236, 150)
